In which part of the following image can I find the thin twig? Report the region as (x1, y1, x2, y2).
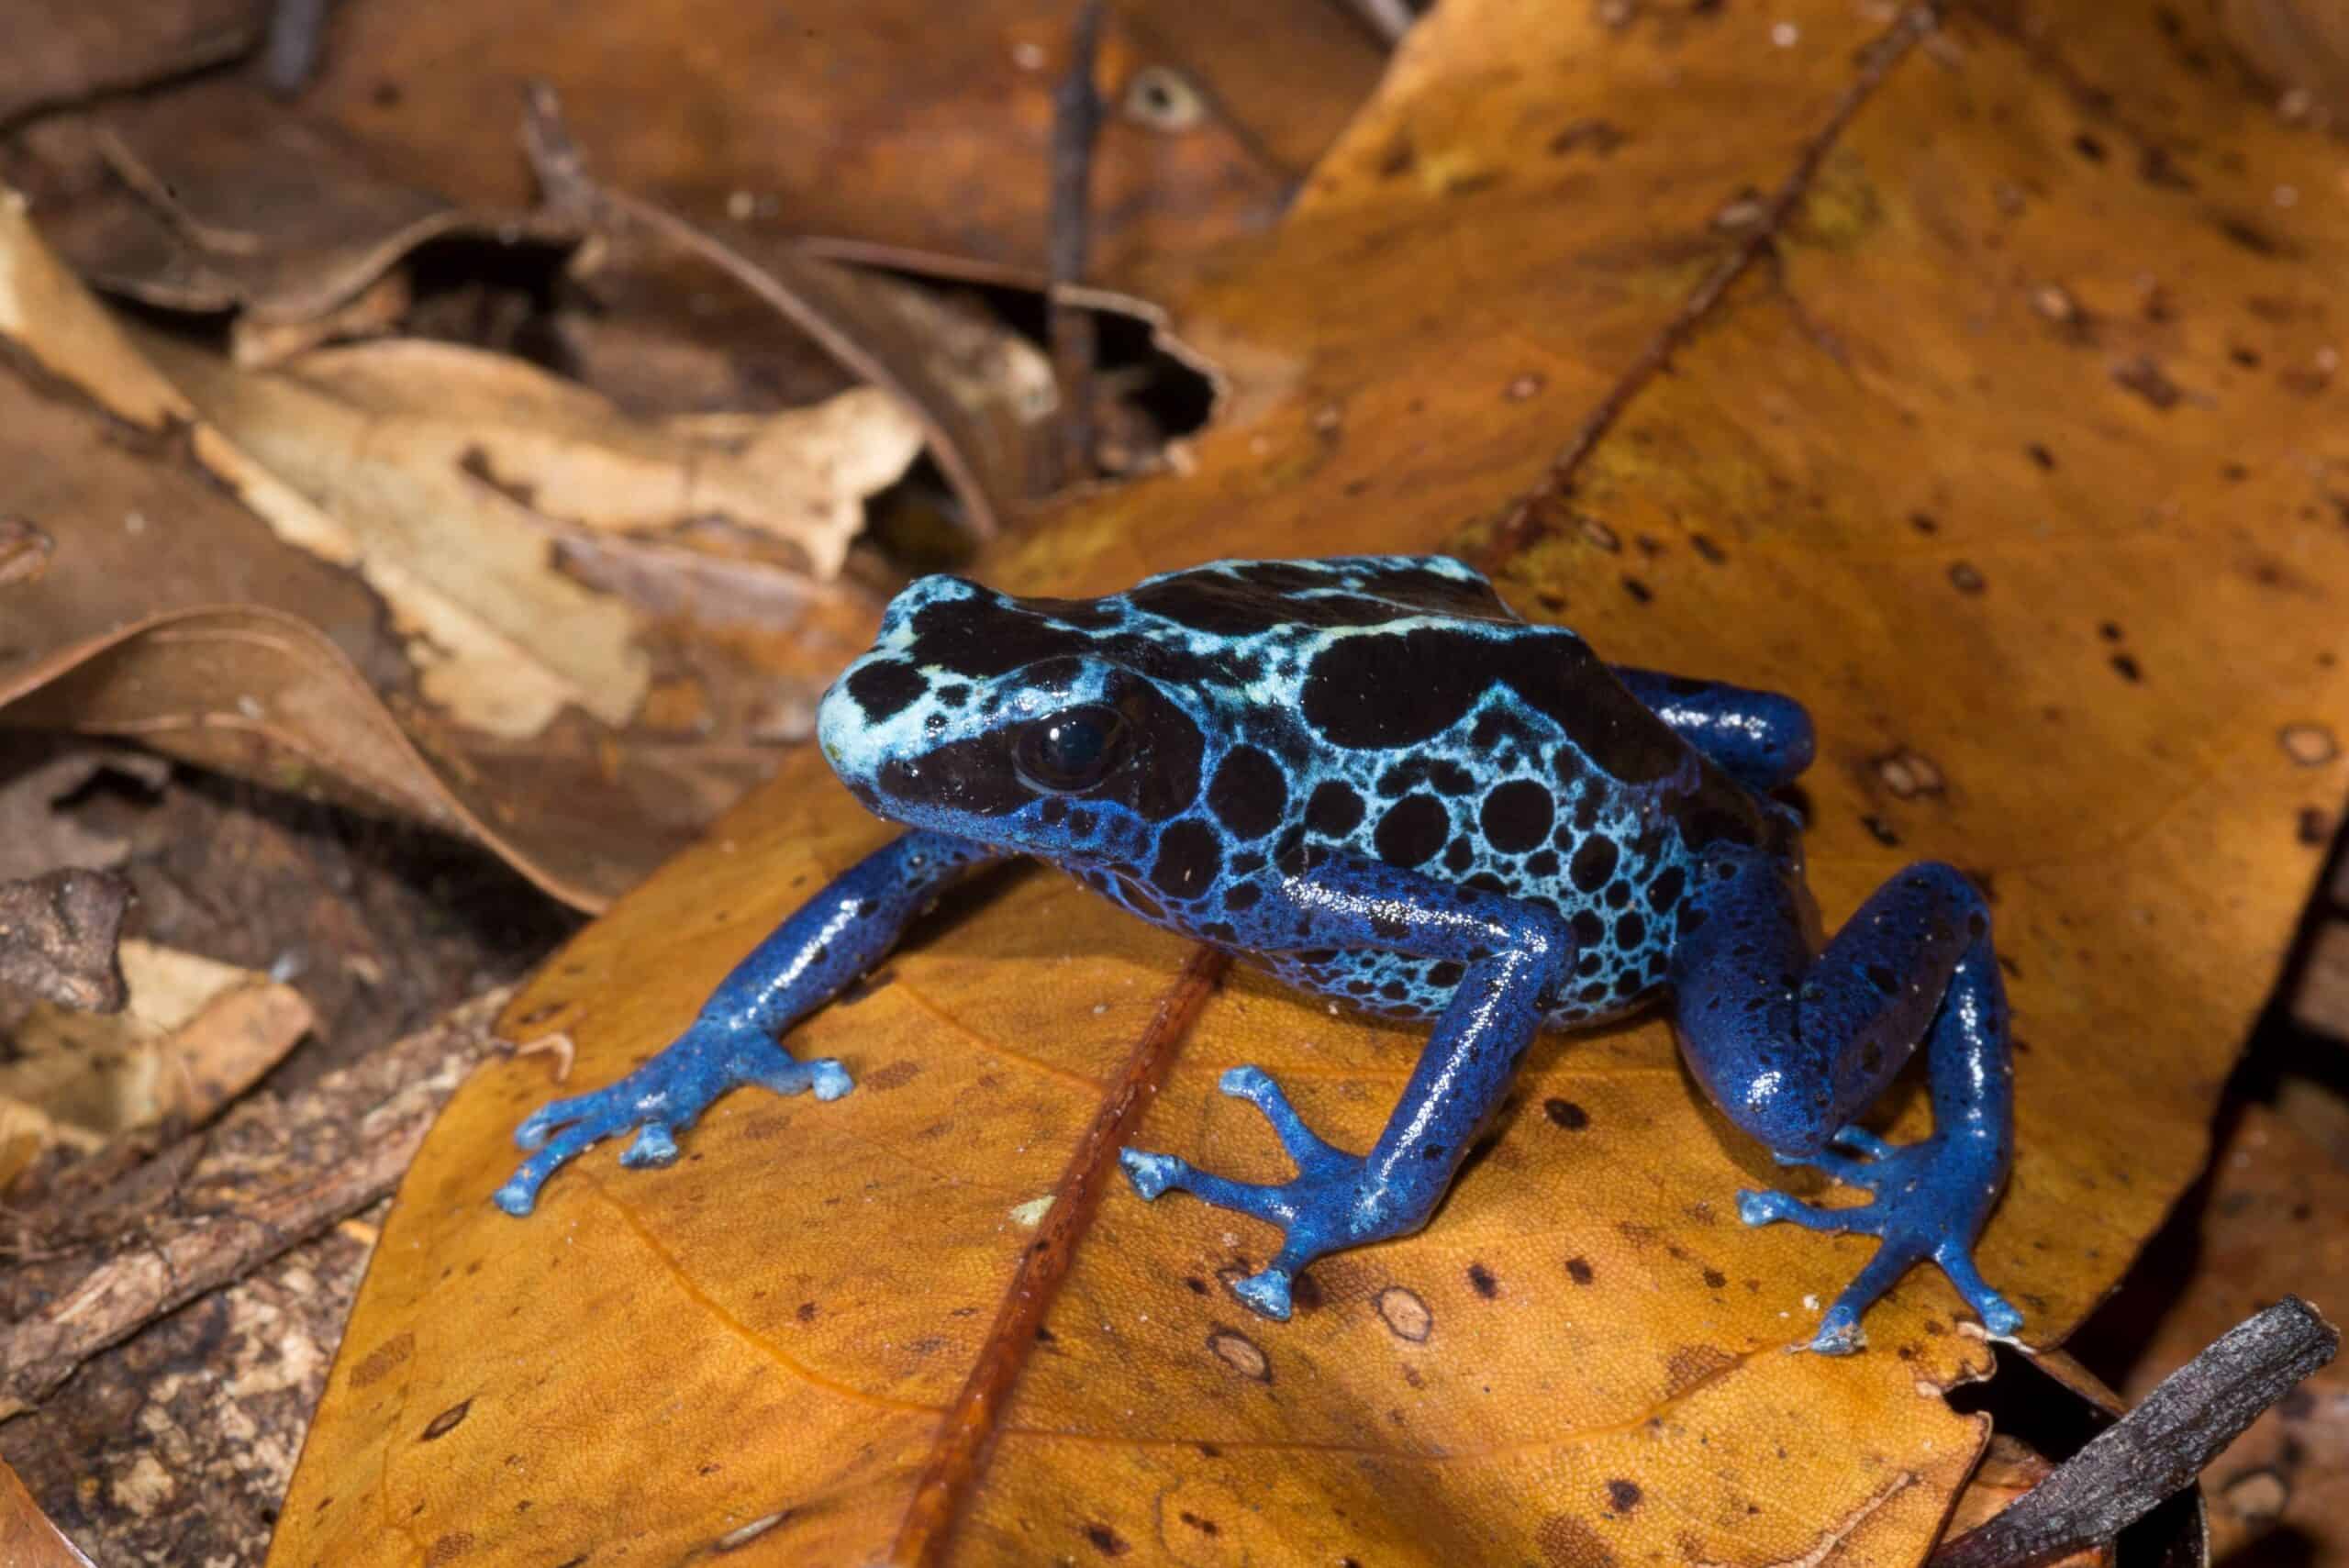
(1931, 1297, 2338, 1568)
(892, 948, 1227, 1564)
(1046, 1, 1107, 490)
(0, 988, 511, 1418)
(262, 0, 330, 97)
(1477, 1, 1939, 566)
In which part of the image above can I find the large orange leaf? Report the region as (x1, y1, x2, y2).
(270, 2, 2349, 1563)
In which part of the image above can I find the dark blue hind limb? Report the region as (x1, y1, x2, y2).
(1673, 856, 2020, 1352)
(1612, 667, 1816, 791)
(1120, 851, 1574, 1319)
(495, 828, 1000, 1215)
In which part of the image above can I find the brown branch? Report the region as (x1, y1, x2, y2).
(1931, 1297, 2339, 1568)
(1477, 1, 1940, 566)
(0, 987, 512, 1418)
(892, 947, 1228, 1565)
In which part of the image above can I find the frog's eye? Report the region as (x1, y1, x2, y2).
(1013, 705, 1127, 794)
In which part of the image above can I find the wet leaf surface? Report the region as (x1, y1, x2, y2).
(272, 1, 2349, 1564)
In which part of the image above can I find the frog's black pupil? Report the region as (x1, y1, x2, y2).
(1016, 706, 1125, 793)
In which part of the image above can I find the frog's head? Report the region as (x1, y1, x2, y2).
(816, 575, 1211, 864)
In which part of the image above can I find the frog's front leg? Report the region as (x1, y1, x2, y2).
(1675, 855, 2021, 1353)
(495, 828, 1001, 1216)
(1120, 852, 1573, 1319)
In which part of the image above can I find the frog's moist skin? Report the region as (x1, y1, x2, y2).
(497, 555, 2021, 1355)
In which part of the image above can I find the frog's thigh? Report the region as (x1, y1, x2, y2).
(1610, 666, 1815, 789)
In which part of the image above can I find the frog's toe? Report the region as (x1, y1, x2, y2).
(1218, 1064, 1351, 1175)
(619, 1123, 681, 1168)
(1936, 1242, 2026, 1339)
(1802, 1239, 1920, 1353)
(1829, 1124, 1898, 1161)
(513, 1089, 605, 1151)
(1229, 1265, 1296, 1321)
(1738, 1187, 1854, 1233)
(1119, 1147, 1188, 1201)
(495, 1123, 611, 1216)
(1118, 1150, 1300, 1226)
(750, 1053, 853, 1102)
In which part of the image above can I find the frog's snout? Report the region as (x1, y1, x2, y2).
(814, 665, 881, 786)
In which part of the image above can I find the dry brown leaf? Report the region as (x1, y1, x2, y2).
(28, 75, 506, 323)
(0, 1457, 93, 1568)
(0, 940, 313, 1139)
(294, 0, 1379, 293)
(280, 339, 923, 573)
(135, 328, 654, 739)
(0, 200, 878, 906)
(0, 742, 166, 884)
(0, 0, 253, 128)
(0, 608, 653, 910)
(252, 0, 2349, 1562)
(0, 189, 649, 740)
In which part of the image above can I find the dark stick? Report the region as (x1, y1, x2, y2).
(262, 0, 329, 96)
(1930, 1296, 2337, 1568)
(1046, 0, 1106, 490)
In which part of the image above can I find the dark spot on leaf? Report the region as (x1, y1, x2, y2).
(1544, 1097, 1589, 1129)
(420, 1400, 472, 1441)
(1207, 1328, 1271, 1381)
(1468, 1262, 1499, 1298)
(1606, 1479, 1642, 1513)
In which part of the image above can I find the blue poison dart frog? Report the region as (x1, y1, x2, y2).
(495, 555, 2021, 1354)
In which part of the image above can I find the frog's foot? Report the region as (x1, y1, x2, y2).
(494, 1023, 852, 1217)
(1120, 1065, 1381, 1321)
(1737, 1124, 2021, 1355)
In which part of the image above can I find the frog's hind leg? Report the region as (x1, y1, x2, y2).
(1673, 856, 2021, 1353)
(1120, 853, 1574, 1321)
(1611, 667, 1815, 791)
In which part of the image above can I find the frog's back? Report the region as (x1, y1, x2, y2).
(1040, 558, 1776, 1029)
